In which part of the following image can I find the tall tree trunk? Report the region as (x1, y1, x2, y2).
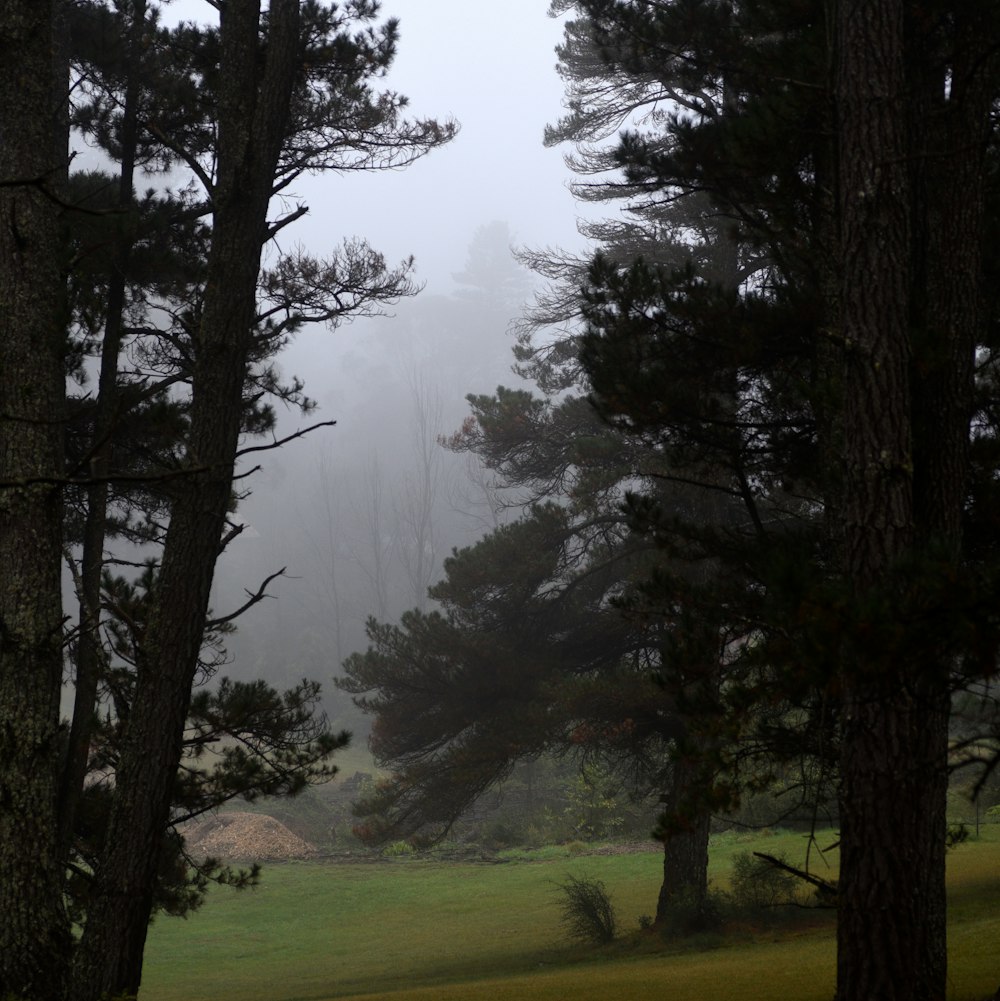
(652, 166, 737, 926)
(832, 2, 995, 999)
(902, 7, 994, 993)
(72, 2, 302, 997)
(835, 1, 927, 998)
(59, 0, 147, 859)
(0, 2, 72, 996)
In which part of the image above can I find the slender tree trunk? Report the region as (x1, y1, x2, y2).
(652, 162, 736, 926)
(0, 2, 72, 996)
(72, 3, 302, 997)
(59, 0, 147, 858)
(902, 9, 993, 993)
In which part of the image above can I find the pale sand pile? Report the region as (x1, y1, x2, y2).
(183, 812, 317, 861)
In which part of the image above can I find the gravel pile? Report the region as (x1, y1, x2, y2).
(184, 812, 317, 861)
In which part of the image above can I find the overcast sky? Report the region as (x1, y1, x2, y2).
(168, 0, 585, 293)
(282, 0, 585, 409)
(296, 0, 585, 291)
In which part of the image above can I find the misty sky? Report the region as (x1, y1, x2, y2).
(157, 0, 596, 691)
(168, 0, 586, 292)
(254, 0, 586, 455)
(293, 0, 586, 290)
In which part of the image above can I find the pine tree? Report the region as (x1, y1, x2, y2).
(3, 1, 455, 996)
(0, 3, 74, 996)
(339, 503, 681, 846)
(572, 1, 1000, 997)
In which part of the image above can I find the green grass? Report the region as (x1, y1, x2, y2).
(141, 826, 1000, 1001)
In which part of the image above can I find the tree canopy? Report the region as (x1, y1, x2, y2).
(343, 6, 1000, 999)
(0, 1, 453, 998)
(569, 2, 1000, 999)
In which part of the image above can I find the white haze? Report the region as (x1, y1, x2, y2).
(166, 0, 593, 722)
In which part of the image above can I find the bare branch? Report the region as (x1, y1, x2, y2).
(234, 420, 337, 458)
(206, 568, 287, 629)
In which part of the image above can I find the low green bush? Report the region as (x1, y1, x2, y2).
(554, 873, 618, 945)
(730, 850, 798, 909)
(382, 840, 415, 858)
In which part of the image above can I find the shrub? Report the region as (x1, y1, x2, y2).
(946, 822, 970, 849)
(483, 820, 522, 849)
(554, 873, 617, 944)
(730, 850, 798, 909)
(382, 839, 415, 858)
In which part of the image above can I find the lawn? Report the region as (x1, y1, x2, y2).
(141, 826, 1000, 1001)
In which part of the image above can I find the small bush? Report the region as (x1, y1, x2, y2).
(565, 840, 587, 856)
(637, 913, 654, 930)
(730, 850, 798, 909)
(946, 822, 970, 849)
(382, 839, 415, 858)
(554, 873, 617, 945)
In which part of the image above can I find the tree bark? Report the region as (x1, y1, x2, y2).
(59, 0, 147, 859)
(0, 2, 72, 997)
(72, 2, 302, 997)
(834, 3, 994, 1000)
(835, 1, 928, 998)
(655, 755, 711, 922)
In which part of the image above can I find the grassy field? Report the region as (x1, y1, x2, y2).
(141, 826, 1000, 1001)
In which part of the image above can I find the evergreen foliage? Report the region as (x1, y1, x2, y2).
(339, 502, 677, 845)
(0, 1, 453, 997)
(341, 0, 838, 926)
(565, 1, 1000, 998)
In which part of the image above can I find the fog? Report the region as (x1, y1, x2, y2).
(213, 227, 533, 714)
(171, 0, 585, 288)
(187, 1, 588, 723)
(280, 0, 586, 290)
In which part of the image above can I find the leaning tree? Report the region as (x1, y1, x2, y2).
(0, 2, 455, 998)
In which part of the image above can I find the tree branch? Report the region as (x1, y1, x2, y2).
(206, 568, 287, 629)
(234, 420, 337, 457)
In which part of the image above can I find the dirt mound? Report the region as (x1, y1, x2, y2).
(586, 841, 663, 856)
(184, 812, 317, 861)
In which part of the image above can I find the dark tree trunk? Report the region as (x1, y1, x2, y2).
(899, 8, 993, 994)
(835, 1, 930, 998)
(837, 681, 949, 1001)
(834, 3, 994, 1000)
(58, 0, 147, 859)
(655, 756, 711, 922)
(72, 3, 303, 997)
(0, 2, 72, 996)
